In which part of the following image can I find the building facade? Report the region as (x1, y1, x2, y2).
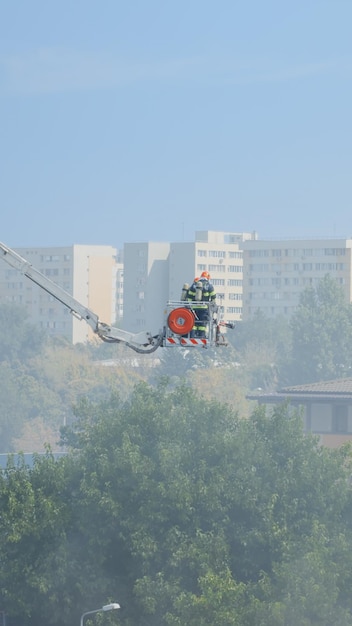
(241, 238, 352, 319)
(0, 245, 117, 343)
(169, 230, 256, 326)
(122, 241, 171, 336)
(247, 378, 352, 448)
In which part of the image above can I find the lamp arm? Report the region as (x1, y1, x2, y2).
(80, 609, 101, 626)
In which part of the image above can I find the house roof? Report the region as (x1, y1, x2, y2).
(247, 377, 352, 403)
(282, 378, 352, 395)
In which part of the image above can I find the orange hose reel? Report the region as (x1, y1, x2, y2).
(167, 307, 195, 335)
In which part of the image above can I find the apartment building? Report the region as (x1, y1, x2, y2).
(123, 231, 256, 334)
(169, 230, 256, 325)
(0, 245, 117, 343)
(241, 238, 352, 319)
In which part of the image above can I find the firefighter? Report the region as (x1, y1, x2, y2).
(198, 271, 216, 304)
(187, 272, 216, 337)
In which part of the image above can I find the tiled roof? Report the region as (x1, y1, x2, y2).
(280, 378, 352, 395)
(247, 378, 352, 402)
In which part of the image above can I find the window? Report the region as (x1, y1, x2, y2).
(324, 248, 346, 256)
(333, 405, 348, 433)
(228, 251, 242, 258)
(315, 263, 345, 271)
(41, 254, 60, 262)
(249, 250, 269, 257)
(228, 265, 242, 273)
(209, 250, 226, 258)
(209, 264, 225, 272)
(227, 279, 243, 286)
(197, 249, 207, 257)
(7, 282, 23, 289)
(212, 279, 225, 286)
(229, 293, 242, 300)
(249, 264, 269, 272)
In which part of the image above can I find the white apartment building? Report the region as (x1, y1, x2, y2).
(122, 231, 256, 334)
(170, 230, 256, 325)
(0, 245, 118, 343)
(241, 238, 352, 319)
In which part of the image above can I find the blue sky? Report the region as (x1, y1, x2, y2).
(1, 0, 352, 248)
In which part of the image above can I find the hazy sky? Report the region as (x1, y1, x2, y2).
(1, 1, 352, 249)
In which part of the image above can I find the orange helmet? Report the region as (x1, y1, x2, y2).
(194, 276, 200, 282)
(201, 271, 210, 280)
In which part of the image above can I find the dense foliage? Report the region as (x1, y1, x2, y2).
(1, 382, 352, 625)
(232, 274, 352, 387)
(0, 303, 144, 452)
(286, 274, 352, 384)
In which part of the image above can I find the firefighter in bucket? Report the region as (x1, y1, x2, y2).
(186, 271, 216, 338)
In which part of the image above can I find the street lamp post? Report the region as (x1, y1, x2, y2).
(80, 603, 120, 626)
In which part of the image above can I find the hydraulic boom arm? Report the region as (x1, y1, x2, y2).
(0, 242, 163, 354)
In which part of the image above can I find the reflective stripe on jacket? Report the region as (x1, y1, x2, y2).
(197, 279, 216, 302)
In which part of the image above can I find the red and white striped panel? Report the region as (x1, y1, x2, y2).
(165, 337, 208, 347)
(180, 338, 207, 346)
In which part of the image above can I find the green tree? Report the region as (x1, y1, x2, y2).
(2, 384, 352, 625)
(0, 452, 74, 625)
(283, 274, 352, 384)
(0, 302, 44, 363)
(232, 311, 291, 391)
(62, 384, 352, 626)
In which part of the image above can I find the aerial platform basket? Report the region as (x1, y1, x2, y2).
(161, 301, 234, 348)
